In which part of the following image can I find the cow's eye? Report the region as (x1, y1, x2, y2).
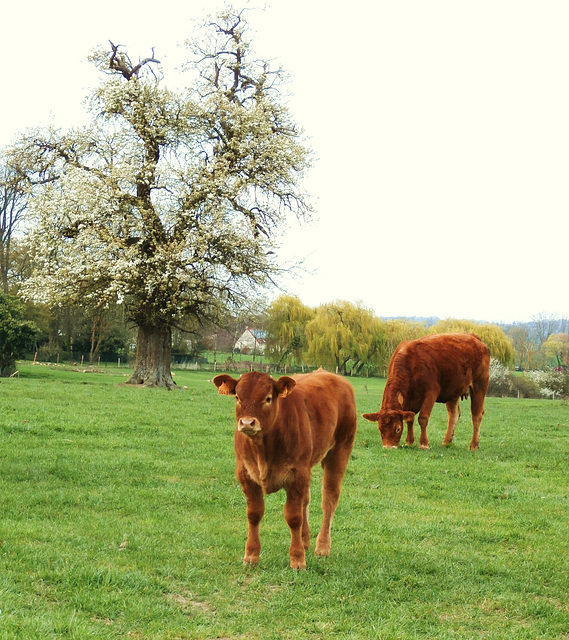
(265, 396, 272, 405)
(395, 424, 402, 434)
(235, 396, 241, 404)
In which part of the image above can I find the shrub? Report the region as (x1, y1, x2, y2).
(0, 293, 40, 376)
(525, 370, 566, 398)
(510, 375, 541, 399)
(487, 357, 513, 397)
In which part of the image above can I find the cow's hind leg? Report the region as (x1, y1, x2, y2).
(315, 439, 354, 557)
(238, 467, 265, 565)
(469, 389, 486, 451)
(442, 398, 461, 446)
(302, 488, 311, 550)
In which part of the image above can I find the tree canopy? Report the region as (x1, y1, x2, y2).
(265, 295, 314, 366)
(10, 7, 311, 388)
(543, 333, 569, 369)
(0, 292, 39, 376)
(305, 301, 378, 375)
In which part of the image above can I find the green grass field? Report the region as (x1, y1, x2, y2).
(1, 364, 568, 639)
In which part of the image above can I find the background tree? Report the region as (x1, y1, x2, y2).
(0, 292, 39, 376)
(305, 301, 376, 375)
(12, 7, 311, 388)
(265, 295, 314, 367)
(429, 319, 515, 365)
(543, 333, 569, 370)
(507, 323, 541, 370)
(532, 312, 559, 345)
(0, 161, 28, 293)
(349, 315, 388, 377)
(376, 319, 427, 375)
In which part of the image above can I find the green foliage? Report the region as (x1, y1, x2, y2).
(305, 300, 378, 374)
(373, 318, 428, 374)
(0, 292, 39, 375)
(0, 365, 568, 638)
(543, 333, 569, 369)
(265, 295, 314, 366)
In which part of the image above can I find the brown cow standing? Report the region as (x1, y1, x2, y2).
(213, 369, 357, 570)
(363, 333, 490, 450)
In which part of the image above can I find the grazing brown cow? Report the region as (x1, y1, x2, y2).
(213, 369, 357, 570)
(363, 333, 490, 450)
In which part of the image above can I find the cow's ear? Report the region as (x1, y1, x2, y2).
(275, 376, 296, 398)
(362, 412, 380, 422)
(213, 374, 238, 396)
(402, 411, 415, 423)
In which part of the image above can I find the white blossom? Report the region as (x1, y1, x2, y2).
(15, 12, 311, 337)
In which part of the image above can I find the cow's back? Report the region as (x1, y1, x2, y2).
(290, 370, 357, 464)
(415, 334, 487, 397)
(386, 333, 490, 407)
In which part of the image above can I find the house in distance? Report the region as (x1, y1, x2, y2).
(234, 328, 267, 355)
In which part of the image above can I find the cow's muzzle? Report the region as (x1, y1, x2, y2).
(238, 417, 261, 437)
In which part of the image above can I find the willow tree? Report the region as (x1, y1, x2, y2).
(12, 7, 311, 387)
(305, 301, 378, 375)
(543, 333, 569, 369)
(265, 295, 314, 366)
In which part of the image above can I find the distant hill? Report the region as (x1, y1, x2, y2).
(381, 315, 569, 337)
(380, 316, 440, 328)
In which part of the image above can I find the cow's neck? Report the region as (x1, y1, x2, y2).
(243, 430, 285, 486)
(382, 374, 411, 410)
(249, 437, 270, 480)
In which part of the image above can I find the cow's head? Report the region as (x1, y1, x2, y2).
(213, 372, 296, 438)
(362, 409, 415, 448)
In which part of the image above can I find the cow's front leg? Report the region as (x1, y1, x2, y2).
(418, 413, 431, 449)
(238, 467, 265, 565)
(405, 416, 415, 446)
(284, 477, 310, 569)
(418, 394, 437, 449)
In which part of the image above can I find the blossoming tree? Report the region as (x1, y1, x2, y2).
(12, 8, 311, 387)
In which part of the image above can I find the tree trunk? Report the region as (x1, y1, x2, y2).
(127, 325, 176, 389)
(89, 312, 105, 366)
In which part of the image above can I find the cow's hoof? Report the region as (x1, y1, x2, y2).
(290, 559, 307, 570)
(315, 545, 331, 557)
(243, 555, 260, 566)
(315, 532, 331, 556)
(419, 444, 430, 450)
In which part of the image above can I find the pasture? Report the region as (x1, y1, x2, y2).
(0, 364, 568, 639)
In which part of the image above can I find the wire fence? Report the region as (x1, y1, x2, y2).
(24, 350, 316, 376)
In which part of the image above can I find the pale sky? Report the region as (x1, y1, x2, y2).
(3, 0, 568, 324)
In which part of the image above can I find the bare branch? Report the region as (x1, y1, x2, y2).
(108, 41, 160, 80)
